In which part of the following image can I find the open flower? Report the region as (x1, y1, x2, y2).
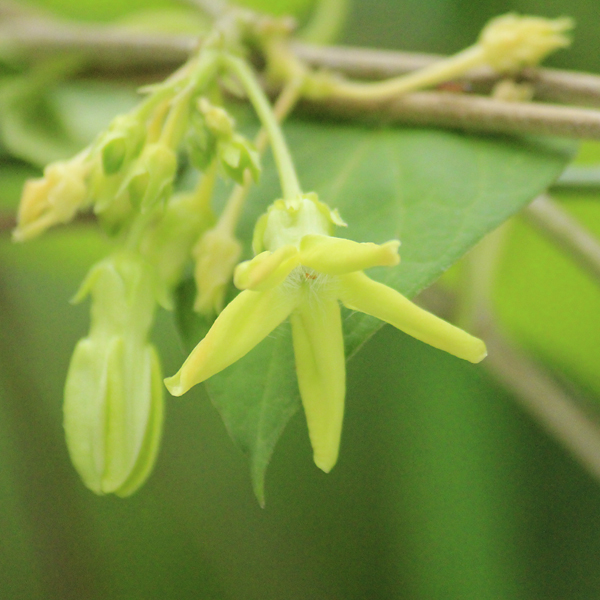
(165, 194, 486, 472)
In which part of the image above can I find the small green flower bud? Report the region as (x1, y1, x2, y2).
(199, 97, 235, 137)
(64, 253, 164, 496)
(100, 115, 147, 176)
(140, 190, 216, 304)
(186, 115, 217, 172)
(92, 173, 134, 235)
(123, 143, 178, 211)
(219, 133, 260, 185)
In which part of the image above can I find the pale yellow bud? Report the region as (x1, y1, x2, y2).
(479, 13, 573, 73)
(13, 158, 89, 241)
(193, 228, 242, 315)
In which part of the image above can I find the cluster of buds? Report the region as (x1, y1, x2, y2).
(13, 45, 263, 495)
(187, 98, 260, 184)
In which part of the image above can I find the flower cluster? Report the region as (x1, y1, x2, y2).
(15, 8, 565, 495)
(12, 43, 264, 495)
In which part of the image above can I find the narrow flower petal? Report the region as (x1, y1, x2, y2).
(165, 286, 298, 395)
(299, 234, 400, 275)
(338, 272, 487, 363)
(290, 296, 346, 473)
(234, 245, 299, 291)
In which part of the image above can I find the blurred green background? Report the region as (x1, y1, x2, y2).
(2, 0, 600, 598)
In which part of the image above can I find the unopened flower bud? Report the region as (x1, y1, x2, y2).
(99, 115, 147, 176)
(64, 253, 164, 496)
(193, 227, 242, 315)
(479, 13, 573, 73)
(199, 97, 235, 137)
(186, 116, 217, 172)
(219, 133, 260, 185)
(13, 157, 89, 241)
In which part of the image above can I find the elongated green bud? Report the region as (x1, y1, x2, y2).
(64, 253, 164, 496)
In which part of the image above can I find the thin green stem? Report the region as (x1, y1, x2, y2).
(323, 45, 485, 101)
(299, 0, 349, 45)
(222, 54, 302, 199)
(217, 75, 304, 236)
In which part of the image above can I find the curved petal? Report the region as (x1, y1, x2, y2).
(291, 296, 346, 473)
(339, 272, 487, 363)
(299, 234, 400, 275)
(165, 286, 299, 396)
(234, 245, 299, 291)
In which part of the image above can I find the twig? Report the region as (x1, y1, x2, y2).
(300, 90, 600, 140)
(3, 14, 600, 107)
(0, 18, 196, 69)
(555, 165, 600, 189)
(524, 194, 600, 282)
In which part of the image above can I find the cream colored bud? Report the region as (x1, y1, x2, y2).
(13, 158, 89, 241)
(479, 13, 573, 73)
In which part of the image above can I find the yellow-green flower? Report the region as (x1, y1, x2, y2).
(165, 194, 486, 472)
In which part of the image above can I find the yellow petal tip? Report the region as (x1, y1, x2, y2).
(314, 453, 337, 473)
(469, 340, 488, 364)
(164, 373, 185, 396)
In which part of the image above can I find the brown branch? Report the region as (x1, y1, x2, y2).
(2, 11, 600, 107)
(300, 90, 600, 140)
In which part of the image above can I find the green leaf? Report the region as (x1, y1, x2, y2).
(207, 322, 299, 506)
(176, 119, 574, 502)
